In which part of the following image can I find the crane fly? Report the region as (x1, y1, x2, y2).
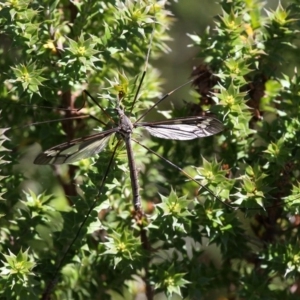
(33, 88, 224, 214)
(32, 19, 224, 216)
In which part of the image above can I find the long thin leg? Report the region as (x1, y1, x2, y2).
(41, 141, 121, 300)
(129, 28, 155, 114)
(133, 138, 300, 211)
(22, 115, 90, 127)
(20, 114, 110, 129)
(135, 78, 195, 123)
(131, 138, 235, 210)
(84, 89, 116, 125)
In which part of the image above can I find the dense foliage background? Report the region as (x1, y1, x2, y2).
(1, 0, 300, 299)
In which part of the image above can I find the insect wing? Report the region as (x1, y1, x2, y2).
(136, 116, 223, 140)
(34, 128, 117, 165)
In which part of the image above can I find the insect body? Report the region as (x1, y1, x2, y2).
(34, 96, 224, 213)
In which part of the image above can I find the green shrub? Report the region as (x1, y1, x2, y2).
(1, 0, 300, 299)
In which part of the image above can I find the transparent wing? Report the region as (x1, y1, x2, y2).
(34, 128, 118, 165)
(136, 116, 224, 140)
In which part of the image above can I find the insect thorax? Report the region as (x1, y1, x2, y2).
(117, 108, 134, 135)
